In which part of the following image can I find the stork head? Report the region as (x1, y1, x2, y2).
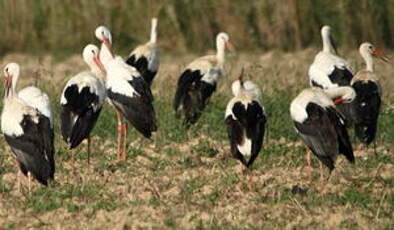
(3, 63, 20, 98)
(83, 44, 106, 75)
(95, 26, 112, 51)
(359, 42, 389, 62)
(332, 87, 356, 104)
(217, 32, 234, 52)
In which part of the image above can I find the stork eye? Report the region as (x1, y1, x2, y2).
(369, 45, 373, 50)
(5, 67, 8, 73)
(91, 50, 95, 54)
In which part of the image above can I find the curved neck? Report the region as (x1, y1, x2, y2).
(362, 53, 374, 72)
(100, 43, 114, 66)
(323, 87, 352, 100)
(149, 18, 158, 44)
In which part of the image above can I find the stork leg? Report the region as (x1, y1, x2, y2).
(17, 170, 21, 193)
(319, 162, 324, 182)
(87, 136, 91, 165)
(306, 148, 313, 183)
(121, 122, 128, 162)
(28, 172, 32, 195)
(373, 141, 377, 156)
(115, 108, 124, 163)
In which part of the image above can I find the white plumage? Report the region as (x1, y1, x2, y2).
(308, 25, 353, 89)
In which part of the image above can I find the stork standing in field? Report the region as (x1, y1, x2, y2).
(290, 87, 356, 182)
(95, 25, 157, 162)
(60, 44, 107, 164)
(309, 25, 354, 89)
(174, 32, 234, 125)
(1, 63, 55, 192)
(309, 25, 354, 125)
(350, 42, 388, 150)
(126, 18, 159, 86)
(225, 70, 266, 168)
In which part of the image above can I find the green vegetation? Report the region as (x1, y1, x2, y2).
(1, 0, 394, 55)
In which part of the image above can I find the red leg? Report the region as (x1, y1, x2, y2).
(87, 136, 91, 165)
(306, 148, 313, 183)
(115, 108, 123, 163)
(121, 123, 128, 162)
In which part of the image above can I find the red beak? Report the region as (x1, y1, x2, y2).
(93, 56, 106, 75)
(333, 97, 344, 104)
(4, 75, 12, 97)
(103, 38, 113, 56)
(372, 48, 389, 62)
(225, 41, 235, 52)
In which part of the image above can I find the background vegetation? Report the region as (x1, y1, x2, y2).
(1, 0, 394, 55)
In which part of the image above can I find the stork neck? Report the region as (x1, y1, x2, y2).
(149, 19, 158, 44)
(323, 87, 353, 100)
(363, 53, 374, 72)
(100, 43, 114, 66)
(322, 33, 334, 53)
(216, 41, 226, 66)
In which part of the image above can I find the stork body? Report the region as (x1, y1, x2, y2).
(1, 63, 55, 189)
(60, 45, 106, 159)
(126, 18, 159, 86)
(350, 43, 387, 145)
(95, 26, 157, 162)
(309, 26, 353, 89)
(225, 76, 266, 168)
(290, 87, 355, 178)
(174, 32, 233, 125)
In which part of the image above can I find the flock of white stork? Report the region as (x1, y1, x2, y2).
(1, 18, 388, 192)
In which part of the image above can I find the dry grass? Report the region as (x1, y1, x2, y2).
(0, 50, 393, 229)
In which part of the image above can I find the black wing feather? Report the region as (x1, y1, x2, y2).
(294, 103, 354, 171)
(61, 84, 102, 148)
(351, 81, 381, 144)
(173, 70, 216, 125)
(108, 79, 157, 138)
(226, 101, 266, 168)
(126, 55, 157, 86)
(4, 114, 55, 185)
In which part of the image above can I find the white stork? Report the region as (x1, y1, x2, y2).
(290, 86, 356, 181)
(350, 42, 388, 147)
(225, 70, 266, 168)
(126, 18, 159, 86)
(309, 25, 353, 89)
(60, 44, 106, 163)
(95, 25, 157, 162)
(1, 63, 55, 192)
(174, 32, 234, 125)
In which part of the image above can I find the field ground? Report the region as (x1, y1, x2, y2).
(0, 49, 393, 229)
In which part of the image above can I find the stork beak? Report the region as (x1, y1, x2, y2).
(3, 75, 12, 97)
(93, 55, 106, 75)
(372, 48, 389, 62)
(225, 41, 235, 52)
(238, 68, 244, 83)
(103, 38, 113, 56)
(333, 97, 344, 105)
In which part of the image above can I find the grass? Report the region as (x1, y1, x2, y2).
(2, 1, 394, 54)
(0, 51, 393, 229)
